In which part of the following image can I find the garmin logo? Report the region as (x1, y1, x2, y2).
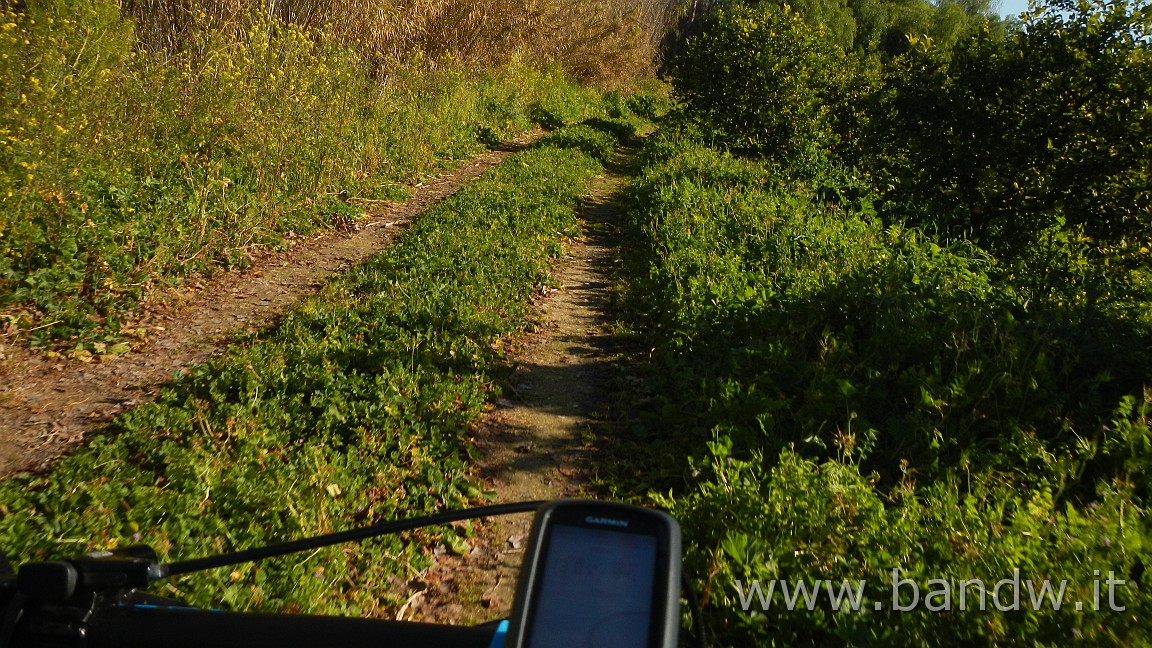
(585, 516, 629, 528)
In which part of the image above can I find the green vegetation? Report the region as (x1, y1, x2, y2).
(668, 3, 876, 167)
(604, 0, 1152, 644)
(0, 0, 640, 347)
(0, 121, 634, 614)
(658, 0, 1009, 64)
(4, 0, 1151, 643)
(615, 134, 1149, 642)
(863, 0, 1152, 260)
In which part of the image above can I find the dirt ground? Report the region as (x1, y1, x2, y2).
(397, 167, 630, 626)
(0, 133, 542, 478)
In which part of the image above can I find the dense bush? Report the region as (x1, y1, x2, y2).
(668, 3, 876, 169)
(665, 0, 1150, 261)
(610, 132, 1152, 644)
(657, 0, 1003, 62)
(662, 446, 1146, 645)
(867, 0, 1152, 259)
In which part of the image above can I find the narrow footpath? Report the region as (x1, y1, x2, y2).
(400, 158, 632, 625)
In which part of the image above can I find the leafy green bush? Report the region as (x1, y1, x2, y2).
(661, 445, 1147, 645)
(865, 0, 1152, 259)
(667, 3, 876, 169)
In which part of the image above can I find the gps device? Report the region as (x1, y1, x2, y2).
(505, 500, 681, 648)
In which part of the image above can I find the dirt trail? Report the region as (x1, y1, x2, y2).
(399, 163, 630, 625)
(0, 133, 542, 478)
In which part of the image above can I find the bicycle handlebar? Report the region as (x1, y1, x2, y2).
(4, 563, 506, 648)
(81, 606, 500, 648)
(0, 500, 706, 648)
(0, 502, 539, 648)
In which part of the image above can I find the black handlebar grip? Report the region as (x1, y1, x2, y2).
(16, 562, 78, 604)
(84, 606, 497, 648)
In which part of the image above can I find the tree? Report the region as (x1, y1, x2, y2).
(869, 0, 1152, 256)
(669, 3, 873, 168)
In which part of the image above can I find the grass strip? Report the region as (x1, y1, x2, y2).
(0, 121, 632, 617)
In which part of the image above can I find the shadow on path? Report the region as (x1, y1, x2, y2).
(402, 151, 636, 625)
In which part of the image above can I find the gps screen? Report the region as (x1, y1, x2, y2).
(525, 523, 657, 648)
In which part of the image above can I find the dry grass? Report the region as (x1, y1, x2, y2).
(121, 0, 676, 83)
